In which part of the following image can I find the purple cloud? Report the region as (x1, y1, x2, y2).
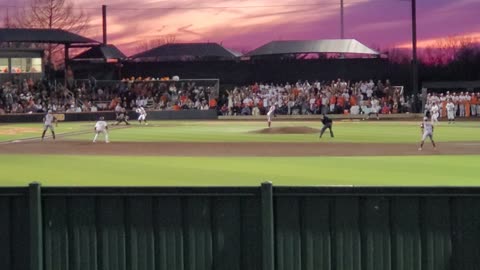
(0, 0, 478, 55)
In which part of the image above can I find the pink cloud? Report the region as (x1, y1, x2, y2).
(0, 0, 478, 56)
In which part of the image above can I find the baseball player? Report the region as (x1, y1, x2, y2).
(452, 93, 459, 116)
(41, 110, 57, 141)
(114, 106, 130, 125)
(446, 99, 456, 124)
(459, 92, 466, 117)
(93, 116, 109, 143)
(470, 93, 477, 117)
(367, 98, 380, 120)
(319, 114, 334, 138)
(136, 106, 148, 125)
(431, 102, 440, 124)
(418, 111, 436, 151)
(267, 104, 276, 128)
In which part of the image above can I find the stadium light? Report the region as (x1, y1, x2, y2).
(411, 0, 418, 97)
(401, 0, 419, 96)
(340, 0, 344, 39)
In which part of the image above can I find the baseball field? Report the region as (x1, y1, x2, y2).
(0, 119, 479, 186)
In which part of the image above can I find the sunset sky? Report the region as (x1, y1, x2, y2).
(0, 0, 479, 56)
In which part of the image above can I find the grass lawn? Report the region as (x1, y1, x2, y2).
(20, 120, 480, 143)
(1, 154, 479, 187)
(1, 120, 479, 187)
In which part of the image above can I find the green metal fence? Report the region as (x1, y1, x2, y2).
(1, 183, 480, 270)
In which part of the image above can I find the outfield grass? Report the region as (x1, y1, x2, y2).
(1, 154, 479, 187)
(1, 120, 479, 187)
(2, 120, 476, 143)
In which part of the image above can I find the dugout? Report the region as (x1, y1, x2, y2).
(422, 80, 480, 93)
(421, 80, 480, 111)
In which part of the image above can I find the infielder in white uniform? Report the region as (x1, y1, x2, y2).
(93, 116, 109, 143)
(430, 102, 440, 124)
(419, 112, 436, 151)
(41, 110, 57, 141)
(446, 99, 456, 124)
(367, 98, 380, 120)
(267, 105, 276, 128)
(136, 106, 148, 125)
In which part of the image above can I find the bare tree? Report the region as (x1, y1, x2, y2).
(0, 9, 19, 48)
(385, 48, 410, 64)
(422, 36, 477, 65)
(135, 34, 177, 53)
(163, 34, 177, 45)
(15, 0, 90, 66)
(3, 8, 16, 28)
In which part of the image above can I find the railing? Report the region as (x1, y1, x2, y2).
(65, 88, 84, 108)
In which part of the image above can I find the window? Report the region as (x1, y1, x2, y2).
(0, 58, 8, 73)
(30, 58, 42, 73)
(11, 58, 42, 73)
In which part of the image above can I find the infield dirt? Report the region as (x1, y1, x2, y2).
(1, 140, 480, 156)
(251, 126, 320, 134)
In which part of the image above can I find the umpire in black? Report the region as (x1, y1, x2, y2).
(319, 114, 334, 138)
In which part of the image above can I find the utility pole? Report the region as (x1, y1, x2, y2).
(102, 5, 107, 45)
(411, 0, 419, 97)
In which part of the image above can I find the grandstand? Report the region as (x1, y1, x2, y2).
(246, 39, 380, 59)
(131, 42, 241, 61)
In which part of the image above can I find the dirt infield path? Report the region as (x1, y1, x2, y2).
(1, 140, 480, 156)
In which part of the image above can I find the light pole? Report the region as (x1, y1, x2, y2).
(340, 0, 345, 39)
(411, 0, 419, 97)
(102, 5, 107, 45)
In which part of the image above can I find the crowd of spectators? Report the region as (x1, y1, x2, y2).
(0, 77, 219, 114)
(216, 79, 414, 116)
(6, 76, 479, 118)
(0, 78, 78, 115)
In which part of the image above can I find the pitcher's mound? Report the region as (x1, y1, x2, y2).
(253, 126, 320, 134)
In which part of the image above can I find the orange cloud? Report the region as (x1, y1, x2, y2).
(46, 0, 479, 56)
(78, 0, 367, 55)
(396, 33, 480, 49)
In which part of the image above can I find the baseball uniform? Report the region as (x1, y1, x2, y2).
(136, 107, 148, 124)
(419, 116, 436, 150)
(93, 120, 109, 143)
(446, 101, 455, 123)
(267, 105, 276, 127)
(431, 104, 439, 124)
(41, 112, 57, 140)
